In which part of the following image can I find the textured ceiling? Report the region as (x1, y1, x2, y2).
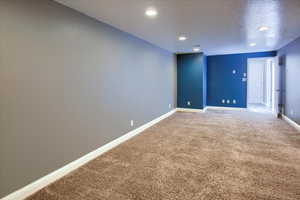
(55, 0, 300, 55)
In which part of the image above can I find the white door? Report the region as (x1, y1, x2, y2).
(247, 59, 265, 104)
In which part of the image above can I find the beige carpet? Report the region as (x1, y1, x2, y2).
(27, 110, 300, 200)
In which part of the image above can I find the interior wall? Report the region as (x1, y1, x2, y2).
(207, 51, 277, 108)
(203, 56, 208, 107)
(177, 53, 207, 109)
(0, 0, 176, 197)
(278, 36, 300, 125)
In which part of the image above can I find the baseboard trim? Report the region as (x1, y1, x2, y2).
(1, 109, 176, 200)
(282, 115, 300, 132)
(206, 106, 246, 111)
(176, 108, 205, 113)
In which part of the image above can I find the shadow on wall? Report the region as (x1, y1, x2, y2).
(278, 55, 286, 115)
(278, 35, 300, 125)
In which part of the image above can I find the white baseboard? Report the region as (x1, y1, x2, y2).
(206, 106, 246, 111)
(176, 108, 205, 113)
(1, 109, 176, 200)
(282, 115, 300, 132)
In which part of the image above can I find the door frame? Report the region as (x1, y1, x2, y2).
(246, 57, 277, 114)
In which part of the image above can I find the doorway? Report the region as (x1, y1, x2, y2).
(247, 57, 277, 114)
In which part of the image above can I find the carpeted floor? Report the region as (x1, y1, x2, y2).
(27, 110, 300, 200)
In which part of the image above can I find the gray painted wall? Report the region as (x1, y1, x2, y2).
(278, 36, 300, 125)
(0, 0, 176, 197)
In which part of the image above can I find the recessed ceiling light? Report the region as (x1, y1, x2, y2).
(145, 8, 157, 17)
(249, 42, 257, 47)
(259, 26, 270, 32)
(193, 46, 201, 52)
(178, 36, 187, 41)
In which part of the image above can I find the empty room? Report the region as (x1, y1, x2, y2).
(1, 0, 300, 200)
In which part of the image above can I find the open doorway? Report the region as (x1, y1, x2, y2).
(247, 57, 277, 114)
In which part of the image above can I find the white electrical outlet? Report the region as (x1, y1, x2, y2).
(233, 99, 236, 104)
(169, 104, 171, 109)
(130, 120, 134, 127)
(227, 100, 230, 104)
(222, 99, 225, 104)
(187, 101, 191, 106)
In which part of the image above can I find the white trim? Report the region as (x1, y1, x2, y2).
(1, 109, 176, 200)
(206, 106, 247, 111)
(176, 108, 205, 113)
(282, 115, 300, 132)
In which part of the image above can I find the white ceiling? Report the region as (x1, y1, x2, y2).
(55, 0, 300, 55)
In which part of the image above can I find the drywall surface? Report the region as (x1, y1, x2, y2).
(278, 36, 300, 125)
(0, 0, 176, 197)
(177, 53, 206, 109)
(207, 51, 277, 107)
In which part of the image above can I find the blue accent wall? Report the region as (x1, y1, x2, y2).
(207, 51, 277, 108)
(177, 53, 207, 109)
(278, 36, 300, 125)
(203, 55, 208, 107)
